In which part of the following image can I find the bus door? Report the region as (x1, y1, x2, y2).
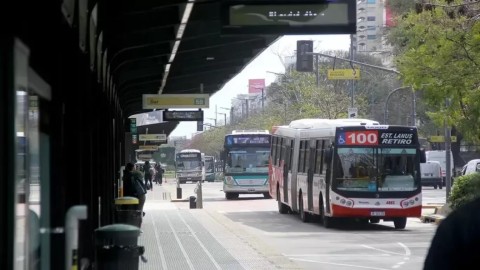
(283, 139, 291, 203)
(325, 144, 333, 214)
(307, 140, 315, 211)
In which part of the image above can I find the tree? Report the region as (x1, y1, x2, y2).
(388, 0, 480, 144)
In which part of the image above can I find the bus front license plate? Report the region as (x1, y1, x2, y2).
(248, 188, 255, 192)
(370, 211, 385, 216)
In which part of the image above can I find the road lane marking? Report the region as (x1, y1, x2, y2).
(362, 245, 405, 256)
(398, 242, 411, 256)
(289, 258, 389, 270)
(284, 254, 390, 257)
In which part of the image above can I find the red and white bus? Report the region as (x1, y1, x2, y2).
(269, 118, 425, 229)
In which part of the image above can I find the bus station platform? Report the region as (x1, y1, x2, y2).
(137, 184, 300, 270)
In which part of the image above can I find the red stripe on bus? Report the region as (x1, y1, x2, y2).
(331, 204, 421, 218)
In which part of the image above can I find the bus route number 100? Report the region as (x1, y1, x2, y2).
(346, 131, 378, 145)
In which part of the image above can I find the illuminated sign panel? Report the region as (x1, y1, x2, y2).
(163, 110, 204, 121)
(176, 153, 201, 159)
(221, 0, 356, 34)
(337, 129, 417, 146)
(225, 135, 271, 145)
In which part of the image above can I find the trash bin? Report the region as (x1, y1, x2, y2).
(95, 224, 145, 270)
(189, 196, 196, 209)
(114, 197, 142, 228)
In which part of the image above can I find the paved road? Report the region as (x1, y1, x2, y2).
(160, 181, 441, 270)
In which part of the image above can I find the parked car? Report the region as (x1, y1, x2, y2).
(461, 159, 480, 176)
(420, 161, 443, 189)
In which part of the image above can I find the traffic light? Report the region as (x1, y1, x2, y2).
(296, 40, 313, 72)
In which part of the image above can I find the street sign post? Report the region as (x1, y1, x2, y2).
(139, 134, 167, 143)
(138, 145, 159, 151)
(129, 118, 137, 133)
(348, 107, 357, 118)
(429, 135, 457, 143)
(143, 94, 209, 109)
(327, 69, 360, 80)
(163, 110, 204, 121)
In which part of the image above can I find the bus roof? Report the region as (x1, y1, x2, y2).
(273, 118, 382, 138)
(231, 130, 269, 135)
(179, 149, 201, 153)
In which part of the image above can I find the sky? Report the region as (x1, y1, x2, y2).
(169, 34, 351, 139)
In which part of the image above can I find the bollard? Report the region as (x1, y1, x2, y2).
(189, 196, 196, 209)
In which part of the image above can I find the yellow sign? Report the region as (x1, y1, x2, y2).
(327, 69, 360, 80)
(429, 136, 457, 143)
(139, 134, 167, 141)
(139, 145, 159, 151)
(143, 94, 209, 109)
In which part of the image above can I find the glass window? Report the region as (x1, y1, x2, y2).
(225, 147, 270, 173)
(298, 141, 305, 173)
(276, 137, 283, 166)
(289, 139, 294, 171)
(305, 142, 311, 173)
(367, 35, 377, 40)
(367, 0, 376, 3)
(271, 136, 277, 163)
(367, 16, 376, 21)
(333, 147, 418, 192)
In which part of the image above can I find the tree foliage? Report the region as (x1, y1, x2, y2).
(388, 0, 480, 143)
(187, 51, 403, 155)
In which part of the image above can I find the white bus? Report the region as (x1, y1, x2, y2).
(269, 118, 425, 229)
(175, 149, 205, 184)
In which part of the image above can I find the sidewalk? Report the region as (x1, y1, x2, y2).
(138, 183, 300, 270)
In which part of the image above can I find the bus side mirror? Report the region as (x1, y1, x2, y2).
(325, 149, 333, 164)
(420, 149, 426, 163)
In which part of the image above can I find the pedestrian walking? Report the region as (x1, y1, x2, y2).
(155, 163, 164, 185)
(143, 161, 153, 191)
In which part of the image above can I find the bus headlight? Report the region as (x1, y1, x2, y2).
(225, 176, 235, 185)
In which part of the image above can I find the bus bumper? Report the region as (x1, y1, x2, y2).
(331, 204, 422, 218)
(223, 184, 269, 194)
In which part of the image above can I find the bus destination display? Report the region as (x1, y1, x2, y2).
(177, 153, 200, 159)
(337, 131, 416, 146)
(226, 135, 270, 145)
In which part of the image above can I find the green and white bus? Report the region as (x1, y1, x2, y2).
(222, 130, 271, 200)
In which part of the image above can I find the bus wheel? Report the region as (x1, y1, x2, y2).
(393, 217, 407, 229)
(439, 184, 443, 189)
(277, 188, 289, 214)
(225, 193, 239, 200)
(263, 192, 272, 199)
(299, 195, 309, 223)
(369, 218, 380, 224)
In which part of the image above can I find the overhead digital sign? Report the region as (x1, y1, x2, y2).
(226, 135, 271, 145)
(221, 0, 356, 35)
(163, 110, 204, 121)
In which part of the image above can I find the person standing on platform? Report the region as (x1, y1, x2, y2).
(143, 161, 153, 191)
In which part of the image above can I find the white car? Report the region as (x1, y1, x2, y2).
(461, 159, 480, 176)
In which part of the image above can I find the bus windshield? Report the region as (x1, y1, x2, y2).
(225, 147, 270, 173)
(176, 159, 202, 171)
(334, 147, 418, 192)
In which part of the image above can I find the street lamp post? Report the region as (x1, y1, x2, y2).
(384, 86, 416, 125)
(217, 112, 227, 125)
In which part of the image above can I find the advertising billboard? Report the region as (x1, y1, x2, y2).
(248, 79, 265, 94)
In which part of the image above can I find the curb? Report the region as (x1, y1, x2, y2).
(420, 214, 445, 225)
